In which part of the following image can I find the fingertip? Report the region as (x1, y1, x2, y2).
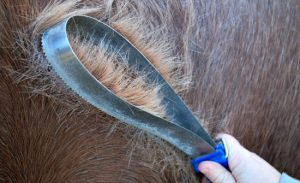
(198, 161, 212, 174)
(215, 133, 251, 173)
(215, 133, 226, 140)
(198, 161, 224, 174)
(198, 161, 235, 183)
(216, 134, 238, 144)
(216, 133, 246, 156)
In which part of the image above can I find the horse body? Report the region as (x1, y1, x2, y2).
(0, 0, 299, 182)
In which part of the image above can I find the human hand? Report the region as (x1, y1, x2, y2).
(198, 134, 281, 183)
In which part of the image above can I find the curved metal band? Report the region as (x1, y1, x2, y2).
(42, 15, 214, 157)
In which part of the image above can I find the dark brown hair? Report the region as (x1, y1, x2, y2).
(0, 0, 299, 182)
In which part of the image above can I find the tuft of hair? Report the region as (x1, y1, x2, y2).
(0, 0, 299, 182)
(69, 31, 167, 118)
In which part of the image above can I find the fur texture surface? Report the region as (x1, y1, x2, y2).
(0, 0, 299, 182)
(69, 32, 168, 118)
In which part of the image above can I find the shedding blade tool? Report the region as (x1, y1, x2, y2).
(42, 15, 228, 173)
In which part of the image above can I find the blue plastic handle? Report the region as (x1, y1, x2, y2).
(191, 140, 229, 173)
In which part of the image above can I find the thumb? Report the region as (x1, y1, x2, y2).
(199, 161, 235, 183)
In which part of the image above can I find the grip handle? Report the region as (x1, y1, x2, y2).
(191, 140, 229, 173)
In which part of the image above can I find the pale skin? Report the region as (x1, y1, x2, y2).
(198, 134, 281, 183)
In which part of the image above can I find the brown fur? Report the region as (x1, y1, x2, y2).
(0, 0, 299, 182)
(69, 32, 167, 118)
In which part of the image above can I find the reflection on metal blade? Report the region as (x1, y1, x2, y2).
(42, 15, 215, 158)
